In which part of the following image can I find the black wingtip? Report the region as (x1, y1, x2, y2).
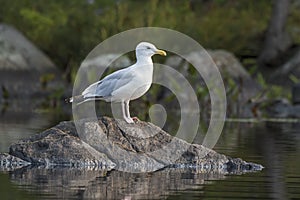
(65, 98, 71, 103)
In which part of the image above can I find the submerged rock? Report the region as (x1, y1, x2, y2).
(3, 117, 263, 173)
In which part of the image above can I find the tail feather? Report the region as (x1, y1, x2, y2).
(76, 97, 103, 105)
(65, 95, 84, 103)
(65, 95, 104, 105)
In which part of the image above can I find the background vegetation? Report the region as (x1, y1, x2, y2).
(2, 0, 299, 82)
(1, 0, 300, 118)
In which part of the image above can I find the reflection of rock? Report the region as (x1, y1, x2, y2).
(8, 166, 226, 200)
(0, 23, 64, 98)
(6, 117, 262, 173)
(165, 50, 261, 117)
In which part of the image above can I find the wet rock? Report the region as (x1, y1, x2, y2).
(5, 117, 263, 173)
(0, 153, 30, 171)
(0, 23, 64, 98)
(266, 98, 300, 118)
(225, 157, 264, 173)
(9, 121, 116, 169)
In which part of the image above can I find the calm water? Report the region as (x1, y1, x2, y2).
(0, 106, 300, 199)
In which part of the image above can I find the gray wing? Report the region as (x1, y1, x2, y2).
(82, 67, 134, 99)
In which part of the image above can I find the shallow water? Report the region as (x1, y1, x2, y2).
(0, 105, 300, 199)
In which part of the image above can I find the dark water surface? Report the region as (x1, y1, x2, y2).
(0, 106, 299, 199)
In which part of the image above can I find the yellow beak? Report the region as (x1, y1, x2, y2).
(156, 49, 167, 56)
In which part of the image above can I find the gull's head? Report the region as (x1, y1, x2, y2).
(135, 42, 167, 59)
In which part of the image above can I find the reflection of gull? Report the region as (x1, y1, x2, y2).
(69, 42, 166, 123)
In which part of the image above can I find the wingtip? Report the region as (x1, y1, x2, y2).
(66, 95, 84, 104)
(65, 97, 73, 103)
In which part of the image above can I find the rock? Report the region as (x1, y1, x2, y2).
(292, 83, 300, 105)
(0, 153, 30, 171)
(0, 23, 64, 98)
(266, 98, 300, 118)
(9, 121, 116, 169)
(81, 54, 131, 70)
(0, 23, 55, 71)
(269, 48, 300, 86)
(164, 50, 261, 117)
(209, 50, 261, 94)
(5, 117, 263, 173)
(208, 50, 262, 117)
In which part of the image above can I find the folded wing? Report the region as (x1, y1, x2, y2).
(82, 67, 134, 101)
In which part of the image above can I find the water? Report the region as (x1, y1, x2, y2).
(0, 106, 300, 199)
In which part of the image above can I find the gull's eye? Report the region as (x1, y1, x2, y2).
(146, 46, 151, 50)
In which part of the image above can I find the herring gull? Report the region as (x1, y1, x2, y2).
(68, 42, 167, 123)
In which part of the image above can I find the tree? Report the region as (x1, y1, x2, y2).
(258, 0, 291, 67)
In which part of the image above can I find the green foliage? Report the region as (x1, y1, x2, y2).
(288, 2, 300, 45)
(267, 85, 288, 99)
(256, 73, 291, 100)
(0, 0, 275, 81)
(256, 73, 267, 88)
(195, 1, 271, 55)
(0, 0, 109, 74)
(40, 73, 55, 89)
(1, 86, 9, 99)
(20, 8, 54, 44)
(0, 0, 295, 105)
(289, 74, 300, 84)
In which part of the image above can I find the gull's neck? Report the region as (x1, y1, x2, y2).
(135, 55, 154, 80)
(136, 55, 153, 66)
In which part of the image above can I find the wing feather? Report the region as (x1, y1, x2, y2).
(82, 67, 134, 99)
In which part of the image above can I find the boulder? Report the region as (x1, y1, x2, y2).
(4, 117, 263, 173)
(0, 23, 64, 98)
(164, 50, 262, 118)
(266, 98, 300, 118)
(209, 50, 261, 96)
(269, 48, 300, 86)
(0, 24, 55, 71)
(9, 120, 116, 169)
